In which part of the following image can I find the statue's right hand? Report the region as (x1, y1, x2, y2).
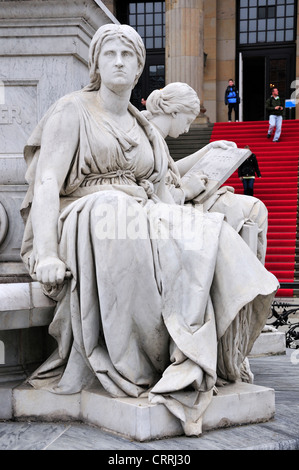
(181, 173, 208, 201)
(35, 256, 67, 286)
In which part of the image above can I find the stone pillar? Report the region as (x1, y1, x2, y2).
(0, 0, 117, 282)
(203, 0, 217, 123)
(165, 0, 208, 123)
(216, 0, 236, 122)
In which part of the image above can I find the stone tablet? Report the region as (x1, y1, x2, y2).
(191, 147, 251, 204)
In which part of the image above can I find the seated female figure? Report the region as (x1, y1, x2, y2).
(142, 82, 268, 264)
(20, 24, 278, 436)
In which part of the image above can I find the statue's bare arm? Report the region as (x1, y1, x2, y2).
(31, 101, 80, 285)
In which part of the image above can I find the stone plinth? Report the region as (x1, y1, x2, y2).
(1, 381, 275, 442)
(250, 331, 286, 357)
(0, 281, 277, 439)
(0, 282, 276, 440)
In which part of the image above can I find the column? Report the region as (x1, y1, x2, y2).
(165, 0, 207, 121)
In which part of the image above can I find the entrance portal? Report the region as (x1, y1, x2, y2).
(243, 56, 265, 122)
(240, 48, 295, 121)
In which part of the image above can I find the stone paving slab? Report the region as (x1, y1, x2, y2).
(0, 349, 298, 451)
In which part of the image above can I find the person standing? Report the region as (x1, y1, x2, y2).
(266, 87, 284, 142)
(238, 145, 262, 196)
(225, 79, 240, 122)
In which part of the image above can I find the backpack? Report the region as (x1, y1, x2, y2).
(227, 87, 237, 104)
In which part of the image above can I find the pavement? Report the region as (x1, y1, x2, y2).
(0, 348, 298, 452)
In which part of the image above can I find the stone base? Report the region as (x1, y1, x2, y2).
(194, 113, 210, 126)
(0, 381, 275, 442)
(250, 331, 286, 357)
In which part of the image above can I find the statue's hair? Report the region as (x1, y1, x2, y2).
(144, 82, 200, 118)
(85, 24, 146, 91)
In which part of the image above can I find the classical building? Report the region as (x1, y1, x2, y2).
(102, 0, 299, 122)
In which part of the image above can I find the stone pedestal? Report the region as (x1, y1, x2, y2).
(0, 281, 276, 441)
(1, 380, 275, 442)
(0, 0, 117, 382)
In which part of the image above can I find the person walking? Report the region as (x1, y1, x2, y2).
(238, 145, 262, 196)
(225, 79, 240, 122)
(266, 87, 284, 142)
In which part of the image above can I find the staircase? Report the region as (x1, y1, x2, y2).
(210, 120, 299, 298)
(166, 124, 214, 161)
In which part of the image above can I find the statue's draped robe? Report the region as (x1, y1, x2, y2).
(20, 91, 278, 435)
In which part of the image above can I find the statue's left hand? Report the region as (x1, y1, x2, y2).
(209, 140, 237, 150)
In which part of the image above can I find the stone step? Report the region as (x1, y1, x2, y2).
(166, 124, 214, 160)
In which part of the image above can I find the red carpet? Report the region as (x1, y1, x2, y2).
(210, 120, 299, 298)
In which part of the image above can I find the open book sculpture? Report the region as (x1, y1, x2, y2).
(188, 147, 251, 204)
(143, 83, 268, 264)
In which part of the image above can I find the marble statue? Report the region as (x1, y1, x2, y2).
(20, 24, 279, 436)
(142, 82, 268, 265)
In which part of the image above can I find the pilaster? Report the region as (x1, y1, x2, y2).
(165, 0, 208, 123)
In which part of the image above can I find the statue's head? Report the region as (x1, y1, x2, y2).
(143, 83, 200, 138)
(145, 82, 200, 119)
(87, 24, 146, 91)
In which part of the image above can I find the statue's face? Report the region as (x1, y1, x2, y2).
(97, 37, 142, 92)
(168, 112, 195, 138)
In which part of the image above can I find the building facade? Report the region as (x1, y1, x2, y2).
(102, 0, 299, 123)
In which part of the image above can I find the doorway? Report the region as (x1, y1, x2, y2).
(130, 52, 165, 109)
(243, 56, 265, 121)
(240, 47, 296, 121)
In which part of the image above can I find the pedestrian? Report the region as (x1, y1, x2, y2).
(238, 145, 262, 196)
(225, 79, 240, 122)
(266, 87, 284, 142)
